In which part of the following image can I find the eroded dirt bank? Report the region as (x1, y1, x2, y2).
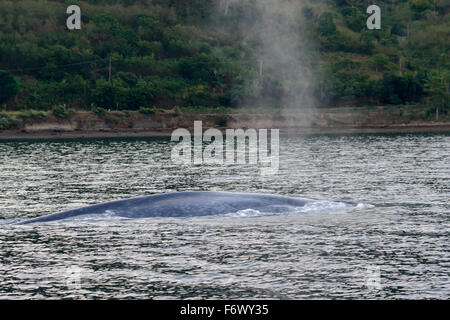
(1, 106, 449, 139)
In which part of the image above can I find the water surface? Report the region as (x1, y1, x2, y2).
(0, 133, 448, 299)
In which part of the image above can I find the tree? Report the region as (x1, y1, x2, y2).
(341, 6, 366, 32)
(370, 54, 391, 73)
(409, 0, 433, 13)
(317, 12, 336, 36)
(409, 0, 433, 18)
(0, 71, 19, 105)
(381, 72, 424, 104)
(427, 71, 450, 114)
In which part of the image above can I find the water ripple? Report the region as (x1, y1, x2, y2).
(0, 133, 449, 299)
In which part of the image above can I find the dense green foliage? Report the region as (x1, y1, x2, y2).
(0, 0, 448, 112)
(0, 71, 18, 105)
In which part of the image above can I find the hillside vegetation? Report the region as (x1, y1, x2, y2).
(0, 0, 448, 114)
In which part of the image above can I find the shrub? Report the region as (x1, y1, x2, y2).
(138, 107, 156, 115)
(52, 105, 70, 118)
(420, 111, 430, 120)
(93, 107, 107, 116)
(0, 112, 16, 130)
(18, 109, 47, 120)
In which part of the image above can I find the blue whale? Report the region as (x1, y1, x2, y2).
(18, 191, 314, 224)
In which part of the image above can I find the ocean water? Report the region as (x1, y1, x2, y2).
(0, 133, 448, 299)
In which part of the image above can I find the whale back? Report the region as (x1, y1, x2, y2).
(18, 192, 312, 224)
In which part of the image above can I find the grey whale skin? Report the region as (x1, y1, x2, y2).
(19, 191, 313, 224)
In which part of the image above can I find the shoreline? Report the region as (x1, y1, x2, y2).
(1, 106, 449, 140)
(1, 123, 449, 140)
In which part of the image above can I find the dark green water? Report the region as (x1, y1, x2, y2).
(0, 133, 448, 299)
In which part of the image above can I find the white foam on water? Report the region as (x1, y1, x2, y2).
(294, 200, 356, 214)
(61, 210, 129, 223)
(354, 203, 375, 210)
(224, 208, 274, 218)
(223, 200, 364, 218)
